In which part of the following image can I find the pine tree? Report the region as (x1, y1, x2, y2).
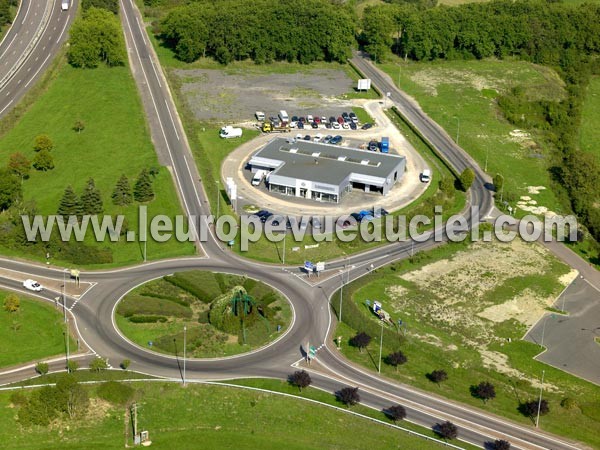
(111, 174, 132, 206)
(80, 178, 104, 215)
(57, 185, 82, 217)
(133, 168, 154, 202)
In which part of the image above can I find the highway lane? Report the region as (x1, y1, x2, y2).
(0, 0, 77, 118)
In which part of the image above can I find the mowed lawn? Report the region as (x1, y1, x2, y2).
(0, 381, 452, 449)
(580, 75, 600, 161)
(0, 291, 73, 368)
(0, 63, 195, 266)
(380, 58, 567, 216)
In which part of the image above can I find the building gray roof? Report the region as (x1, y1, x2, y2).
(249, 138, 405, 186)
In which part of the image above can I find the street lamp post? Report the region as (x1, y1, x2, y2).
(183, 325, 187, 387)
(378, 320, 384, 374)
(535, 369, 545, 428)
(339, 268, 344, 323)
(62, 269, 68, 322)
(454, 116, 460, 145)
(282, 236, 286, 265)
(216, 181, 220, 220)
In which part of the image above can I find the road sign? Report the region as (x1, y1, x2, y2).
(315, 262, 325, 272)
(304, 261, 314, 272)
(309, 345, 317, 359)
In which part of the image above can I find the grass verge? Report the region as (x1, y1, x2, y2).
(0, 291, 75, 368)
(0, 378, 465, 449)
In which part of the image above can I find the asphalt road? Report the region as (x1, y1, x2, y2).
(0, 2, 588, 449)
(0, 0, 76, 118)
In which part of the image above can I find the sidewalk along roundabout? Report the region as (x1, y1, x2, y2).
(112, 270, 294, 359)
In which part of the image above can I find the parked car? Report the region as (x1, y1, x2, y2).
(368, 140, 379, 151)
(329, 116, 336, 124)
(341, 112, 349, 120)
(330, 135, 343, 145)
(311, 122, 319, 129)
(361, 123, 373, 130)
(359, 210, 374, 221)
(323, 135, 333, 143)
(307, 114, 314, 123)
(321, 116, 327, 124)
(23, 279, 43, 292)
(311, 216, 322, 230)
(325, 123, 332, 129)
(332, 122, 341, 129)
(298, 116, 306, 123)
(289, 121, 297, 128)
(304, 135, 311, 140)
(341, 122, 350, 129)
(371, 208, 389, 218)
(291, 115, 299, 122)
(349, 112, 358, 123)
(313, 116, 321, 124)
(350, 212, 363, 222)
(349, 122, 357, 130)
(296, 133, 304, 140)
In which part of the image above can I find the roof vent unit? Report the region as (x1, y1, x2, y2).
(289, 148, 298, 154)
(312, 152, 321, 157)
(337, 156, 347, 161)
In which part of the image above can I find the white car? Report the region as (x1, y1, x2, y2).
(342, 122, 350, 129)
(332, 122, 341, 129)
(61, 0, 69, 11)
(23, 279, 43, 292)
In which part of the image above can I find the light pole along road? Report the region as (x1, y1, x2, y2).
(0, 1, 585, 449)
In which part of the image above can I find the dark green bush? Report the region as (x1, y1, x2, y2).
(128, 315, 168, 323)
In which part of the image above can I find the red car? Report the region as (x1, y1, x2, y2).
(313, 116, 321, 124)
(337, 116, 344, 124)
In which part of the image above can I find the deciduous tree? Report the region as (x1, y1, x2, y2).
(288, 370, 312, 392)
(437, 421, 458, 440)
(349, 332, 371, 352)
(386, 404, 406, 422)
(337, 387, 360, 406)
(428, 369, 448, 386)
(459, 168, 475, 191)
(3, 293, 20, 312)
(8, 152, 31, 179)
(384, 351, 407, 371)
(32, 150, 55, 171)
(0, 168, 21, 210)
(472, 381, 496, 403)
(33, 134, 53, 153)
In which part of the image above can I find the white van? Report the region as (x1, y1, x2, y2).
(252, 170, 267, 186)
(255, 111, 265, 121)
(61, 0, 70, 11)
(420, 169, 431, 183)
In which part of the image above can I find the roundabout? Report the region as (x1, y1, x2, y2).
(113, 270, 293, 359)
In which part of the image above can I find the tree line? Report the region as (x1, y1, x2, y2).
(0, 0, 17, 27)
(361, 0, 600, 244)
(158, 0, 357, 64)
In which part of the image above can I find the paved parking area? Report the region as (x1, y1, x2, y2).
(525, 276, 600, 385)
(222, 100, 430, 216)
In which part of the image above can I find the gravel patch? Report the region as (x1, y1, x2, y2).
(174, 68, 356, 122)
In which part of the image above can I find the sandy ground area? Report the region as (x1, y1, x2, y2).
(384, 239, 569, 390)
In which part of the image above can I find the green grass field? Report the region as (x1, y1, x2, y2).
(0, 379, 461, 449)
(0, 291, 74, 368)
(334, 240, 600, 448)
(380, 58, 567, 217)
(0, 60, 195, 267)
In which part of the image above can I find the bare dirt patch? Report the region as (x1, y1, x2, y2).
(174, 68, 355, 122)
